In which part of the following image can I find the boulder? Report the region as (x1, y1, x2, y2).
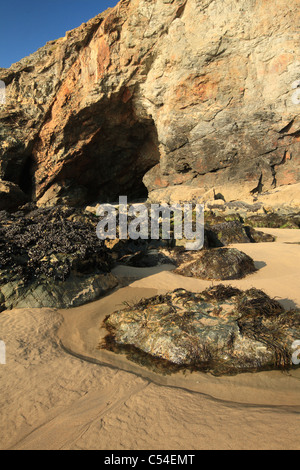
(103, 285, 300, 375)
(175, 247, 256, 280)
(203, 213, 275, 246)
(206, 221, 251, 246)
(244, 226, 276, 243)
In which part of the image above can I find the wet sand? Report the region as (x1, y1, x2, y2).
(0, 228, 299, 450)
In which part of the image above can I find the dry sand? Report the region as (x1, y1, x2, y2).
(0, 228, 300, 450)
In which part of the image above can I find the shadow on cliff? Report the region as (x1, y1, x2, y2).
(43, 91, 161, 205)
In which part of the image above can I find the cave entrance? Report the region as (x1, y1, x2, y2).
(19, 155, 36, 198)
(84, 117, 159, 203)
(54, 96, 160, 205)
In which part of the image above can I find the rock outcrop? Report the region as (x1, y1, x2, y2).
(0, 0, 299, 207)
(0, 206, 117, 309)
(103, 285, 300, 375)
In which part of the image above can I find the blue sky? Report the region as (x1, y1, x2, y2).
(0, 0, 119, 68)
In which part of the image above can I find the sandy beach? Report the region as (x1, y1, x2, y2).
(0, 228, 300, 450)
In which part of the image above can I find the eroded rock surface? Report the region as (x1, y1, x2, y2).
(0, 0, 299, 207)
(103, 285, 300, 375)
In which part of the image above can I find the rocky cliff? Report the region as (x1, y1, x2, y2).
(0, 0, 299, 207)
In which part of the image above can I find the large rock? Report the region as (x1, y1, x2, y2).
(103, 285, 300, 375)
(0, 0, 299, 205)
(0, 273, 117, 310)
(175, 247, 256, 280)
(0, 206, 117, 310)
(206, 221, 251, 246)
(204, 216, 276, 245)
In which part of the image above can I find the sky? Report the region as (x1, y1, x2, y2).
(0, 0, 119, 68)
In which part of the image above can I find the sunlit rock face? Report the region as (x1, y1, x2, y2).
(0, 0, 299, 207)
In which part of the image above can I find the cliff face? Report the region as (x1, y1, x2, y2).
(0, 0, 299, 206)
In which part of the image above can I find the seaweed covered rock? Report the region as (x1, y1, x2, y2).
(204, 211, 243, 226)
(102, 211, 274, 270)
(244, 214, 300, 229)
(0, 206, 117, 309)
(206, 221, 251, 246)
(204, 211, 276, 245)
(205, 220, 275, 247)
(175, 247, 256, 280)
(244, 226, 276, 243)
(103, 285, 300, 375)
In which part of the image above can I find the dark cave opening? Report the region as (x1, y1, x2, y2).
(19, 155, 35, 198)
(52, 100, 161, 205)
